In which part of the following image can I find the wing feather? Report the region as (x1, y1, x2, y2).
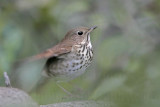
(27, 43, 72, 61)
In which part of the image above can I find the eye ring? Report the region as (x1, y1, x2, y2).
(77, 31, 83, 35)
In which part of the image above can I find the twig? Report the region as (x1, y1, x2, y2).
(3, 72, 12, 87)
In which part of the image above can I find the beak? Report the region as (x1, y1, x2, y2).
(88, 26, 97, 33)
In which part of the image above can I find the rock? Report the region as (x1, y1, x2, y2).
(0, 87, 38, 107)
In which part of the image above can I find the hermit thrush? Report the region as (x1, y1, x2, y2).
(30, 26, 97, 82)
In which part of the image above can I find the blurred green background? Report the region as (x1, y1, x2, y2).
(1, 0, 160, 106)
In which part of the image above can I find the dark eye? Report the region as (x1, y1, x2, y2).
(77, 31, 83, 35)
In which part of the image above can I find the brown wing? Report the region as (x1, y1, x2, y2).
(27, 42, 73, 61)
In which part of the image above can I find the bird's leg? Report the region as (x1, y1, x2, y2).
(56, 82, 82, 98)
(56, 82, 73, 96)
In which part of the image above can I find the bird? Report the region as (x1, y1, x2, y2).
(29, 26, 97, 82)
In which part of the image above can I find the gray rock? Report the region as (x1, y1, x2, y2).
(0, 87, 38, 107)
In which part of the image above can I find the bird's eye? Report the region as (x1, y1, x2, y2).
(77, 31, 83, 35)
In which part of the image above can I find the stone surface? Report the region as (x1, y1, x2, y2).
(0, 87, 38, 107)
